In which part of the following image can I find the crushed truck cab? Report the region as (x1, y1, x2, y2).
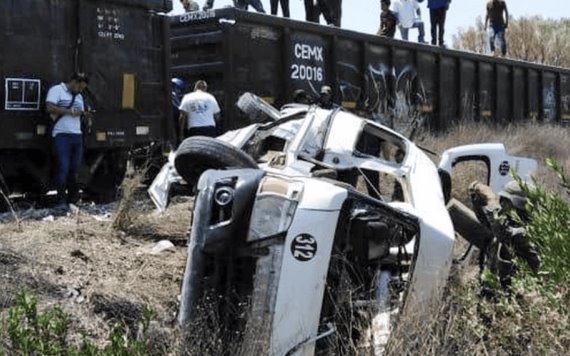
(150, 94, 537, 355)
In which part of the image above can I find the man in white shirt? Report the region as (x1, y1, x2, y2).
(45, 72, 89, 207)
(178, 80, 221, 140)
(392, 0, 426, 43)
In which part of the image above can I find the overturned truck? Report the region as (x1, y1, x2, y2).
(158, 95, 537, 355)
(0, 0, 172, 199)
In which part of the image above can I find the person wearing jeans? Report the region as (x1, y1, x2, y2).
(46, 73, 89, 207)
(53, 134, 83, 205)
(487, 27, 507, 56)
(399, 22, 426, 42)
(485, 0, 509, 56)
(392, 0, 426, 43)
(427, 0, 451, 47)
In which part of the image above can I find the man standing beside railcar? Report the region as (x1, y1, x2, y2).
(46, 73, 89, 208)
(179, 80, 221, 141)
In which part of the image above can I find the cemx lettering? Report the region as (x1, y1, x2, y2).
(294, 44, 324, 62)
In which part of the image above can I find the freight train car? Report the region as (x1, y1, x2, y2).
(170, 8, 570, 133)
(0, 0, 172, 199)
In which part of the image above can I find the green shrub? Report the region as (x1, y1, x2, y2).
(0, 289, 155, 355)
(518, 158, 570, 302)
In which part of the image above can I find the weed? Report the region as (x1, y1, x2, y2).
(0, 289, 159, 355)
(112, 161, 144, 231)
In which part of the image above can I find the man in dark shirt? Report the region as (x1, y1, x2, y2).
(485, 0, 509, 56)
(378, 0, 397, 38)
(427, 0, 451, 47)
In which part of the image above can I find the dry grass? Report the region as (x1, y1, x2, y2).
(420, 121, 570, 196)
(0, 194, 192, 352)
(453, 16, 570, 67)
(385, 272, 570, 355)
(1, 121, 569, 354)
(112, 164, 145, 231)
(383, 120, 570, 355)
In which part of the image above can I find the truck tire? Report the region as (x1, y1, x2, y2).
(174, 136, 258, 184)
(236, 92, 281, 123)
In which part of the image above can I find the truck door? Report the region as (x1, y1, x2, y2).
(438, 143, 537, 196)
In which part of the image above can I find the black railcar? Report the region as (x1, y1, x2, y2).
(0, 0, 172, 197)
(170, 8, 570, 132)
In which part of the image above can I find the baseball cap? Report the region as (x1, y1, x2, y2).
(171, 78, 185, 90)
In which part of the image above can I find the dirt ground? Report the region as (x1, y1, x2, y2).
(0, 192, 193, 350)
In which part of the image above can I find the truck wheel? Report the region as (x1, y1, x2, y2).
(236, 92, 281, 123)
(174, 136, 258, 185)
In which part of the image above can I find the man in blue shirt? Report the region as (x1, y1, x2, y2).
(427, 0, 451, 47)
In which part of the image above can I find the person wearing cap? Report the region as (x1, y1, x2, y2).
(178, 80, 221, 141)
(46, 73, 91, 208)
(171, 78, 185, 143)
(378, 0, 397, 38)
(469, 180, 540, 291)
(318, 85, 338, 109)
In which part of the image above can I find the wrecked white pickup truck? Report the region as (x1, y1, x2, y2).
(149, 96, 537, 355)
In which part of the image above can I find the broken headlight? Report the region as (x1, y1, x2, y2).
(247, 176, 303, 242)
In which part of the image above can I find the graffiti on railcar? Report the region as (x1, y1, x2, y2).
(337, 62, 427, 133)
(461, 92, 477, 122)
(543, 83, 557, 121)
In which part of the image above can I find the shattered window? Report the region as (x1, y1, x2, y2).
(355, 124, 407, 165)
(338, 169, 404, 202)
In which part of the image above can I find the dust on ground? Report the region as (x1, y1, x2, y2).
(0, 192, 193, 348)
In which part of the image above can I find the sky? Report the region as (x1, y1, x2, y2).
(170, 0, 567, 47)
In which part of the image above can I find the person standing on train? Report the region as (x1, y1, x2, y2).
(427, 0, 451, 47)
(392, 0, 427, 43)
(270, 0, 290, 17)
(485, 0, 509, 56)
